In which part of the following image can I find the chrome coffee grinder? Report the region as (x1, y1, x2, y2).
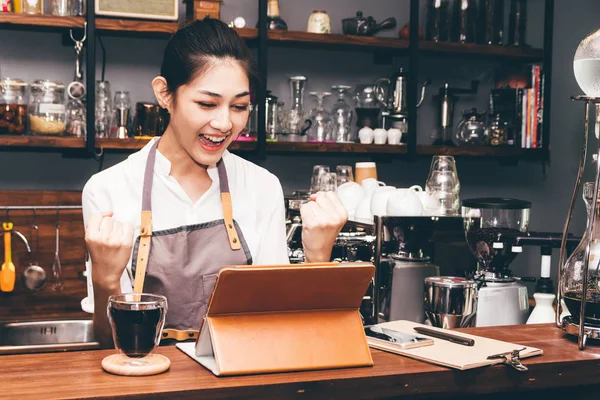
(462, 198, 532, 327)
(558, 28, 600, 349)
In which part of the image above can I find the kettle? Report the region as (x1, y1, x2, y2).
(342, 11, 397, 36)
(374, 68, 430, 117)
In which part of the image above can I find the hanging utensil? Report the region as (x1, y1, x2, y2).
(23, 209, 46, 292)
(52, 209, 63, 292)
(1, 217, 15, 292)
(66, 23, 87, 138)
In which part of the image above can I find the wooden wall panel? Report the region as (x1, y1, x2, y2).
(0, 191, 89, 321)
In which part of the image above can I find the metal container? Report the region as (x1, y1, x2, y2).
(424, 276, 477, 329)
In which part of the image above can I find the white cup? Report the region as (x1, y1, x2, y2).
(386, 188, 424, 216)
(416, 191, 441, 215)
(387, 128, 402, 145)
(370, 186, 397, 216)
(336, 181, 365, 214)
(354, 195, 374, 224)
(373, 128, 387, 145)
(361, 177, 386, 197)
(358, 127, 374, 144)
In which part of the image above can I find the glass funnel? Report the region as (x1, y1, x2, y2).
(574, 29, 600, 137)
(306, 92, 333, 142)
(331, 85, 354, 142)
(282, 76, 310, 135)
(462, 198, 531, 275)
(562, 182, 600, 325)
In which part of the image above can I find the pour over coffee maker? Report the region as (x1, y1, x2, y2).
(462, 198, 531, 327)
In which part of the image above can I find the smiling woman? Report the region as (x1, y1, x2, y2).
(81, 18, 349, 349)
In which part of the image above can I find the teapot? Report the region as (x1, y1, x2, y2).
(455, 108, 488, 145)
(374, 68, 430, 117)
(342, 11, 397, 36)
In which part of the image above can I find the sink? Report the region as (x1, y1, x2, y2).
(0, 319, 100, 355)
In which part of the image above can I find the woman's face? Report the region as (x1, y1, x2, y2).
(168, 59, 250, 166)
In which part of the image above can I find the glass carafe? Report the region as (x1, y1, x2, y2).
(282, 76, 310, 135)
(307, 92, 333, 142)
(562, 182, 600, 325)
(331, 85, 353, 142)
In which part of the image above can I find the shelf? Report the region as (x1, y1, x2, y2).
(267, 30, 409, 52)
(96, 18, 257, 39)
(96, 137, 258, 152)
(416, 145, 545, 158)
(0, 13, 84, 29)
(266, 141, 408, 154)
(419, 40, 545, 60)
(0, 135, 86, 149)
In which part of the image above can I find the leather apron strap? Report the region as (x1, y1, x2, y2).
(133, 139, 242, 295)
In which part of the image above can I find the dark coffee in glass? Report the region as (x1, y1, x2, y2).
(107, 293, 167, 362)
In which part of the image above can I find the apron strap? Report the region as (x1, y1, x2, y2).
(217, 159, 241, 251)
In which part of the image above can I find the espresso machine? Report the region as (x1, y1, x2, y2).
(432, 81, 479, 146)
(371, 215, 467, 325)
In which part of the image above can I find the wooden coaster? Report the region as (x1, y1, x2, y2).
(101, 353, 171, 376)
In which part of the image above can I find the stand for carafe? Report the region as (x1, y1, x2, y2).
(558, 96, 600, 349)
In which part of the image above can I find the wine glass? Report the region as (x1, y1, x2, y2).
(331, 85, 354, 142)
(307, 92, 333, 142)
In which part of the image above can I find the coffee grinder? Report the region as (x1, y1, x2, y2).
(462, 198, 533, 327)
(372, 215, 465, 325)
(432, 81, 479, 146)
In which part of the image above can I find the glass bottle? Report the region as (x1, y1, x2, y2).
(331, 85, 353, 142)
(562, 182, 600, 325)
(257, 0, 287, 30)
(508, 0, 527, 46)
(482, 0, 504, 45)
(425, 0, 450, 42)
(453, 0, 476, 44)
(52, 0, 69, 16)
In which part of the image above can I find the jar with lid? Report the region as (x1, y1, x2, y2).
(29, 80, 66, 136)
(0, 78, 28, 135)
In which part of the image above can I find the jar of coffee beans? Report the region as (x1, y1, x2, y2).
(29, 80, 66, 136)
(0, 78, 28, 135)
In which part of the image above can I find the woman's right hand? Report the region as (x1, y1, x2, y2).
(85, 211, 134, 289)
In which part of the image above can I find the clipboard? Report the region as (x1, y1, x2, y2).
(177, 262, 375, 376)
(367, 320, 543, 371)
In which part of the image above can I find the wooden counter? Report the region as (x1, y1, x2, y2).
(3, 324, 600, 399)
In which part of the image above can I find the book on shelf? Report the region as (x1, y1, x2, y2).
(519, 64, 543, 149)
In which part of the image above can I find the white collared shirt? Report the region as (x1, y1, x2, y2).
(81, 137, 289, 310)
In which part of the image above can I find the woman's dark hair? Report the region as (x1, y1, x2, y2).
(160, 18, 259, 97)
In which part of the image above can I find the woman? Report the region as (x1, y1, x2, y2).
(83, 19, 348, 348)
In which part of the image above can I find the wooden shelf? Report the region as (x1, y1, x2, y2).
(96, 137, 257, 152)
(266, 141, 408, 154)
(0, 135, 86, 149)
(419, 40, 544, 60)
(0, 13, 84, 29)
(416, 145, 545, 158)
(267, 30, 409, 52)
(96, 18, 257, 39)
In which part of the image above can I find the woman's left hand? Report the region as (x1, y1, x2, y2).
(300, 191, 348, 263)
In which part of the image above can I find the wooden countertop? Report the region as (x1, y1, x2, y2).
(3, 324, 600, 399)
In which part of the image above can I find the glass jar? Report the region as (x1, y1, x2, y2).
(52, 0, 69, 16)
(22, 0, 43, 14)
(0, 78, 28, 135)
(29, 80, 66, 136)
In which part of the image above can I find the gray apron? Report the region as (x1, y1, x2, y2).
(131, 139, 252, 332)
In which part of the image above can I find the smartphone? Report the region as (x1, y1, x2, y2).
(364, 326, 434, 349)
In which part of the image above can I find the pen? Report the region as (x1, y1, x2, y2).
(413, 326, 475, 347)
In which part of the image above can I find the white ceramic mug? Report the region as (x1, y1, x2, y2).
(373, 128, 387, 145)
(361, 177, 386, 197)
(336, 181, 365, 214)
(354, 195, 374, 224)
(386, 187, 424, 216)
(370, 186, 397, 216)
(358, 127, 374, 144)
(387, 128, 402, 145)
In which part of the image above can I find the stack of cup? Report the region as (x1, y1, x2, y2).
(424, 156, 460, 215)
